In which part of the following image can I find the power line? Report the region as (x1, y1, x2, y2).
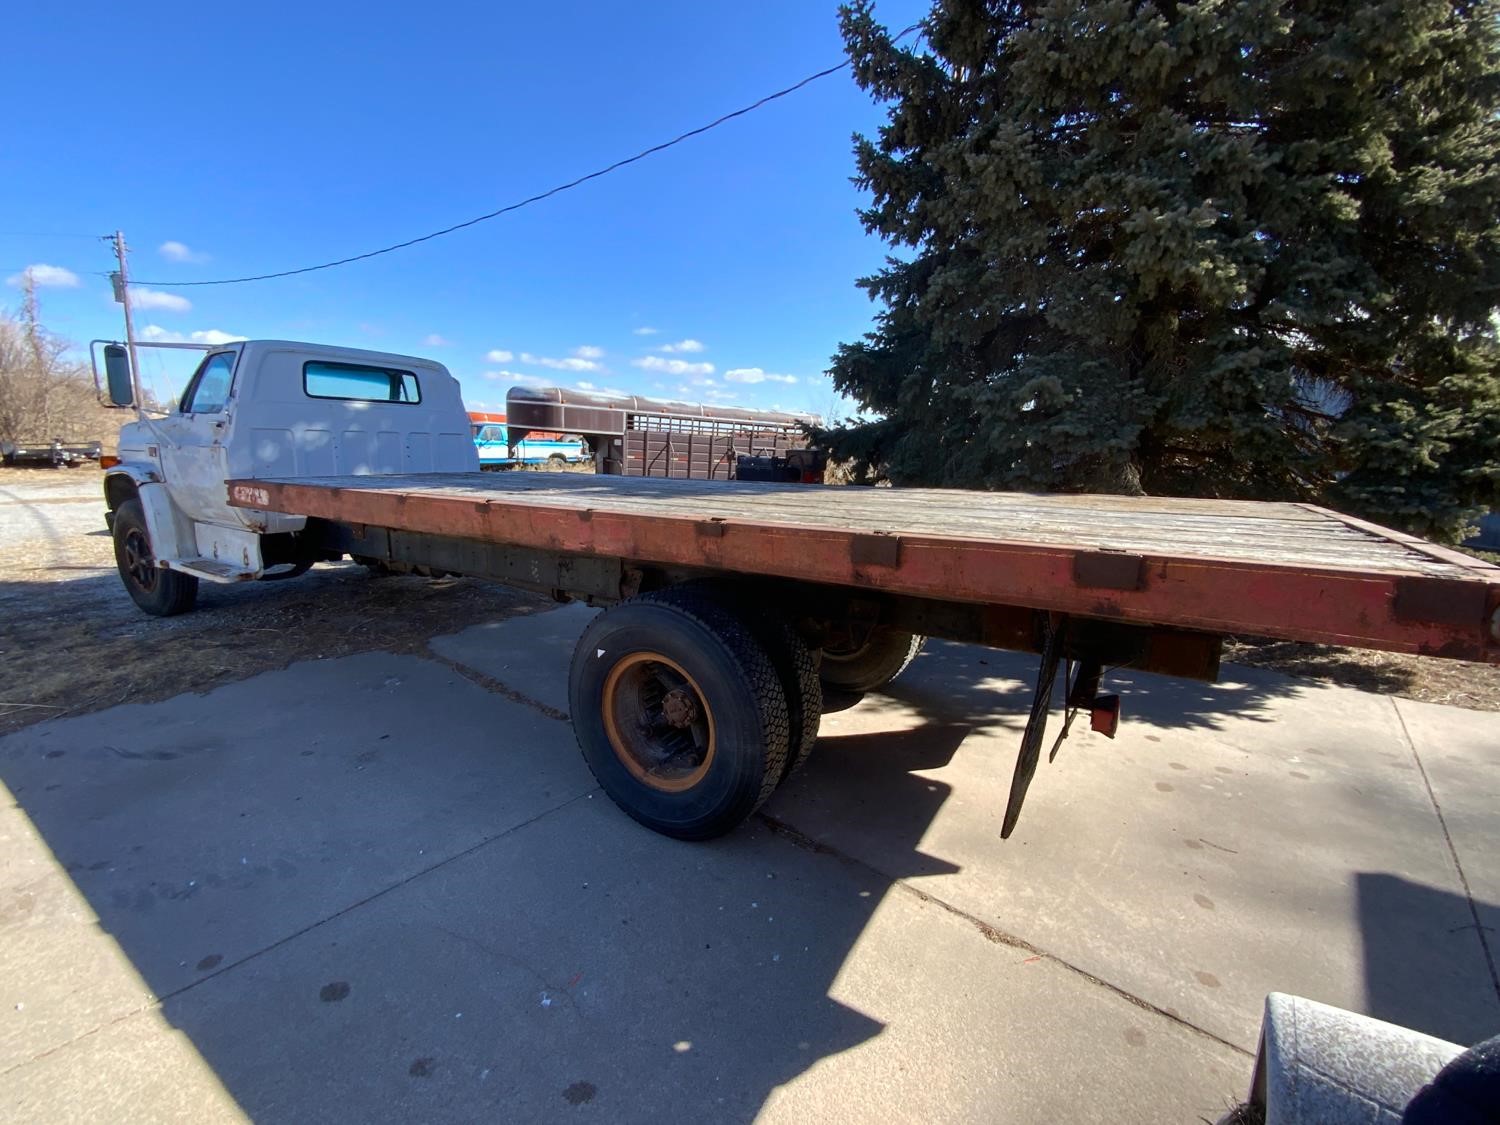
(134, 25, 922, 288)
(0, 231, 102, 240)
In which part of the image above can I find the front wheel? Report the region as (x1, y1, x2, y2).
(569, 592, 790, 840)
(112, 499, 198, 616)
(819, 626, 925, 693)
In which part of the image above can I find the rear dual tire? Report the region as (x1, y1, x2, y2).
(649, 583, 822, 786)
(569, 588, 814, 840)
(818, 626, 925, 693)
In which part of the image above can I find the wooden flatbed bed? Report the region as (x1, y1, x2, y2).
(230, 472, 1500, 664)
(227, 471, 1498, 838)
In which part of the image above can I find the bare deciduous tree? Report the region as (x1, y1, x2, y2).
(0, 274, 116, 449)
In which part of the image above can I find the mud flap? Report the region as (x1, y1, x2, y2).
(1001, 616, 1067, 838)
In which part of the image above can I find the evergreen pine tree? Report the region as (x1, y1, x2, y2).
(827, 0, 1500, 539)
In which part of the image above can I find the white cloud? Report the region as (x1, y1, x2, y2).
(659, 339, 704, 354)
(6, 263, 80, 289)
(574, 345, 604, 360)
(193, 328, 247, 345)
(632, 326, 659, 336)
(129, 287, 192, 313)
(159, 240, 209, 263)
(633, 355, 714, 377)
(423, 333, 450, 347)
(485, 349, 514, 363)
(482, 369, 550, 388)
(522, 351, 603, 373)
(724, 367, 798, 385)
(139, 325, 246, 345)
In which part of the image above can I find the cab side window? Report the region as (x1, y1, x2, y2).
(181, 353, 236, 414)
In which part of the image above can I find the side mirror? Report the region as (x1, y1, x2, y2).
(103, 345, 135, 407)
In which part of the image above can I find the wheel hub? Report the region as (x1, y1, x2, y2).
(661, 687, 698, 728)
(600, 652, 717, 794)
(123, 529, 157, 590)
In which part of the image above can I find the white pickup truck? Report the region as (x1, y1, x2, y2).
(100, 339, 477, 615)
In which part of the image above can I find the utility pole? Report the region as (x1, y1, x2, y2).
(108, 230, 145, 416)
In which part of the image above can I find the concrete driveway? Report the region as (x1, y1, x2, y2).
(2, 602, 1496, 1122)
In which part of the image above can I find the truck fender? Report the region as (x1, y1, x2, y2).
(133, 480, 198, 565)
(102, 464, 156, 513)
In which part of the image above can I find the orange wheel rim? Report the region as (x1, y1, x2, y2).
(601, 651, 717, 793)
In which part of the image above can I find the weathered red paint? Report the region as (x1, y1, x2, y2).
(229, 479, 1500, 664)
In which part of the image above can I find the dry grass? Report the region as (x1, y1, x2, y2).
(1223, 638, 1500, 711)
(0, 478, 550, 736)
(0, 570, 550, 736)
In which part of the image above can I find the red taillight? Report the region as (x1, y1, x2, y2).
(1090, 694, 1121, 738)
(100, 455, 121, 469)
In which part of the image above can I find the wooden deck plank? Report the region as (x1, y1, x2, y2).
(226, 472, 1500, 663)
(242, 473, 1463, 573)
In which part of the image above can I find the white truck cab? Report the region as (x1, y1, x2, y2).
(102, 339, 476, 614)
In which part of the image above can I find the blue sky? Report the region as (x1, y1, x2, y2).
(1, 0, 928, 419)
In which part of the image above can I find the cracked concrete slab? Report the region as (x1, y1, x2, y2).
(770, 641, 1500, 1050)
(3, 602, 1494, 1122)
(2, 793, 1246, 1124)
(0, 651, 591, 1070)
(428, 602, 598, 715)
(1391, 695, 1500, 984)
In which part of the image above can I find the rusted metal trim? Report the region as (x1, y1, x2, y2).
(1301, 505, 1498, 573)
(850, 533, 901, 568)
(1393, 577, 1490, 627)
(1074, 552, 1145, 591)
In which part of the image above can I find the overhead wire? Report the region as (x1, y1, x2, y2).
(132, 23, 923, 288)
(0, 232, 102, 240)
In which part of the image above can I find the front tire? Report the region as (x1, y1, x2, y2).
(112, 498, 198, 616)
(569, 591, 790, 839)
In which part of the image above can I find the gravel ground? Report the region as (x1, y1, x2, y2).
(0, 466, 547, 735)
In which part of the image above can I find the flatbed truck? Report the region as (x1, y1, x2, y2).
(96, 339, 1500, 841)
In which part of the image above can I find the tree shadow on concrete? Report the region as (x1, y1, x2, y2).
(875, 638, 1299, 739)
(0, 639, 966, 1121)
(0, 594, 1370, 1122)
(1356, 872, 1500, 1046)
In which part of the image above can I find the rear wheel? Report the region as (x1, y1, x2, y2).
(650, 583, 822, 785)
(819, 626, 925, 693)
(112, 499, 198, 616)
(569, 591, 789, 839)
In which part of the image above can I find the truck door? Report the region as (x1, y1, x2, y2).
(474, 423, 510, 466)
(155, 350, 239, 524)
